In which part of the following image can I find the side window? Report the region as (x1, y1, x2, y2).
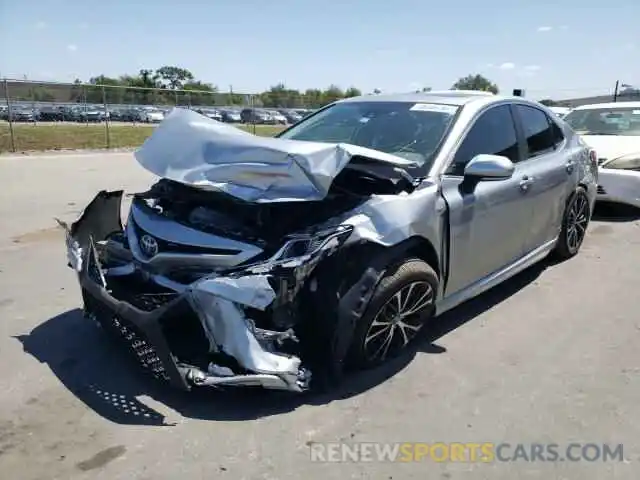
(551, 119, 565, 146)
(446, 105, 519, 176)
(515, 105, 556, 158)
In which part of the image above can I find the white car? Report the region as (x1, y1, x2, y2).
(564, 102, 640, 208)
(142, 108, 165, 123)
(268, 110, 288, 124)
(549, 106, 571, 118)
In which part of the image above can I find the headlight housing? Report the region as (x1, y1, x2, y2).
(274, 225, 354, 263)
(601, 153, 640, 171)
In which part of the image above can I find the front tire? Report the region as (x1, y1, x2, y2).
(348, 259, 438, 369)
(553, 186, 590, 260)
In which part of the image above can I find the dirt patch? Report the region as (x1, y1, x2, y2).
(76, 445, 127, 471)
(12, 226, 63, 245)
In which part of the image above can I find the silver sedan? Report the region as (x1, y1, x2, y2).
(62, 93, 598, 393)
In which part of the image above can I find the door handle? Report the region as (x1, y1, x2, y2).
(566, 160, 576, 173)
(519, 176, 534, 191)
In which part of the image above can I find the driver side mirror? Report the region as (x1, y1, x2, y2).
(464, 154, 514, 180)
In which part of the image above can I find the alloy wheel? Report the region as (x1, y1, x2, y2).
(566, 193, 589, 252)
(363, 281, 434, 362)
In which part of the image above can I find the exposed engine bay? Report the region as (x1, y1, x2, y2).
(61, 176, 400, 393)
(136, 177, 368, 251)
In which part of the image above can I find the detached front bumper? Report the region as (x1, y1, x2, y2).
(61, 191, 311, 393)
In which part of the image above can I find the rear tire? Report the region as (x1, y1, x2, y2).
(553, 187, 590, 260)
(348, 259, 438, 369)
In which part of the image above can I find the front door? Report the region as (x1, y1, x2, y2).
(440, 104, 533, 296)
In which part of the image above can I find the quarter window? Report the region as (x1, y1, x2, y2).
(446, 105, 519, 176)
(515, 105, 556, 157)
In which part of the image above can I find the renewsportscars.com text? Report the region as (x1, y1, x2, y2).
(309, 442, 625, 463)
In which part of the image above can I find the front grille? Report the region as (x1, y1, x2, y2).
(132, 221, 240, 256)
(109, 315, 171, 381)
(83, 291, 171, 382)
(127, 293, 177, 312)
(597, 185, 606, 195)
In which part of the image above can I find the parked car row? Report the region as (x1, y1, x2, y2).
(0, 103, 315, 125)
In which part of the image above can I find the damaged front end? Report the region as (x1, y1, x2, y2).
(61, 189, 356, 393)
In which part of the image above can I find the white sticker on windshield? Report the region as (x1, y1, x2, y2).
(410, 103, 457, 114)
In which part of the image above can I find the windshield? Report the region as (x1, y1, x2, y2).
(278, 101, 459, 167)
(564, 107, 640, 136)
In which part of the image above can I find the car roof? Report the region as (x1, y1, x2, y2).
(572, 101, 640, 111)
(338, 91, 505, 107)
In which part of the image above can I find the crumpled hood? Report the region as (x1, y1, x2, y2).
(134, 108, 416, 203)
(580, 135, 640, 161)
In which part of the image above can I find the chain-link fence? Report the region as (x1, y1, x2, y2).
(0, 79, 302, 152)
(2, 78, 638, 152)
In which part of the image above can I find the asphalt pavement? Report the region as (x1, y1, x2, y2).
(0, 152, 639, 480)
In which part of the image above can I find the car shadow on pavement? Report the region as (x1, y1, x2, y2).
(15, 261, 546, 426)
(592, 203, 640, 222)
(15, 308, 418, 426)
(417, 260, 546, 349)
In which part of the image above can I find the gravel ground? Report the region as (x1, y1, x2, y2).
(0, 152, 639, 480)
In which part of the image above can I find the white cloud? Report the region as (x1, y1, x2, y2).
(560, 25, 569, 30)
(499, 62, 515, 70)
(35, 21, 46, 29)
(524, 65, 541, 71)
(537, 26, 552, 32)
(67, 44, 78, 52)
(485, 63, 495, 68)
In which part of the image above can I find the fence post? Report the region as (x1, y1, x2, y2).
(102, 85, 111, 149)
(4, 79, 16, 152)
(82, 85, 88, 125)
(250, 94, 256, 135)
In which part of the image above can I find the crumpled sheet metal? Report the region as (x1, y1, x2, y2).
(188, 275, 301, 377)
(328, 181, 442, 248)
(134, 108, 415, 203)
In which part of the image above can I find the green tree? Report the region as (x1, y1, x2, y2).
(303, 88, 324, 108)
(66, 65, 370, 109)
(344, 87, 362, 98)
(260, 83, 305, 108)
(322, 85, 344, 105)
(451, 74, 499, 94)
(25, 87, 55, 102)
(156, 66, 195, 90)
(183, 80, 218, 106)
(86, 75, 124, 104)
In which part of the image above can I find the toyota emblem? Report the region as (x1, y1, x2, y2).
(140, 234, 159, 257)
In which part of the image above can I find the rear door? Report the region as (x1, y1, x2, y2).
(512, 104, 577, 253)
(440, 104, 533, 296)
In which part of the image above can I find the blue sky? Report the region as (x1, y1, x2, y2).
(1, 0, 639, 99)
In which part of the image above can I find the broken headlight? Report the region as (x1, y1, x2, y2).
(601, 153, 640, 171)
(274, 225, 354, 263)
